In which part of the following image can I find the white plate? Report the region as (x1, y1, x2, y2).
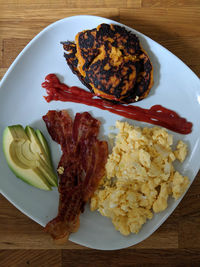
(0, 15, 200, 250)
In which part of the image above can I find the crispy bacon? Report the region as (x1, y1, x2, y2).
(43, 110, 108, 242)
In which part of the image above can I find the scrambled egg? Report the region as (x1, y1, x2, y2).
(90, 121, 190, 236)
(57, 166, 64, 175)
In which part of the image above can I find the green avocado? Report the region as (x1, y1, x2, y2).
(25, 126, 58, 187)
(35, 129, 58, 185)
(35, 129, 52, 162)
(3, 125, 58, 190)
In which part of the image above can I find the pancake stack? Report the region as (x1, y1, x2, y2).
(62, 23, 153, 103)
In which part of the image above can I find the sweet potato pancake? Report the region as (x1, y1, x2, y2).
(62, 24, 153, 103)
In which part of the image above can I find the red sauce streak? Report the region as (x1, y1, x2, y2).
(42, 74, 192, 134)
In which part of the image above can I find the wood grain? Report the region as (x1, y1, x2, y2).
(0, 0, 200, 265)
(178, 177, 200, 249)
(0, 250, 62, 267)
(0, 193, 179, 249)
(142, 0, 200, 8)
(61, 249, 200, 267)
(119, 8, 200, 37)
(0, 0, 141, 9)
(2, 39, 30, 68)
(119, 8, 200, 76)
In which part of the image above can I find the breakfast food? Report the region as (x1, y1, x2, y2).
(90, 121, 190, 235)
(43, 110, 108, 242)
(3, 125, 57, 190)
(62, 23, 153, 103)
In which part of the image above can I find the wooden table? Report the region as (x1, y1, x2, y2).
(0, 1, 200, 266)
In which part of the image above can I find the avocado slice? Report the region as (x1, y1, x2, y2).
(35, 129, 58, 186)
(35, 129, 52, 162)
(25, 126, 51, 167)
(2, 125, 57, 190)
(25, 126, 58, 187)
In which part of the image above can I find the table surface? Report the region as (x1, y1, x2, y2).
(0, 0, 200, 266)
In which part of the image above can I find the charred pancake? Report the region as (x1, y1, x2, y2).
(62, 23, 153, 103)
(61, 41, 93, 91)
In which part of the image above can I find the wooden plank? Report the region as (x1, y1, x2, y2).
(0, 8, 119, 20)
(0, 0, 141, 9)
(119, 8, 200, 76)
(0, 195, 85, 249)
(178, 175, 200, 249)
(0, 68, 7, 80)
(0, 8, 119, 39)
(119, 8, 200, 37)
(0, 193, 179, 249)
(61, 249, 200, 266)
(2, 39, 30, 68)
(65, 0, 129, 8)
(0, 0, 65, 8)
(0, 39, 2, 67)
(154, 37, 200, 77)
(142, 0, 200, 8)
(0, 250, 62, 267)
(126, 0, 142, 8)
(134, 209, 179, 249)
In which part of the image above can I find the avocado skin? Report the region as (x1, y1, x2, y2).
(2, 125, 58, 190)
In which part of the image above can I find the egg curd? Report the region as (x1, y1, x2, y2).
(90, 121, 190, 236)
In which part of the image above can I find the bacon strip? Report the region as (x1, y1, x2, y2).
(43, 110, 108, 242)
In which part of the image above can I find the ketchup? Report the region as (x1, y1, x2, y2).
(42, 74, 192, 134)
